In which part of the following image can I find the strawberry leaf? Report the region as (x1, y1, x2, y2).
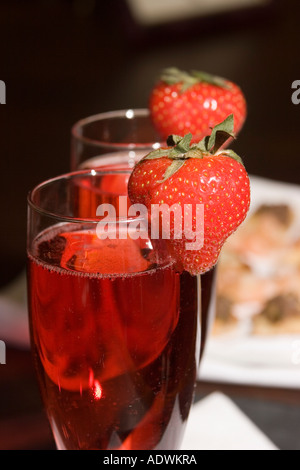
(160, 67, 231, 92)
(208, 114, 235, 153)
(191, 70, 230, 89)
(166, 135, 183, 146)
(143, 148, 171, 160)
(161, 68, 198, 92)
(175, 133, 192, 153)
(222, 149, 244, 166)
(195, 136, 210, 152)
(139, 117, 242, 178)
(143, 134, 192, 162)
(160, 159, 186, 182)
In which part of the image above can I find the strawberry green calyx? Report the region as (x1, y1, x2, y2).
(160, 67, 230, 92)
(142, 114, 243, 182)
(197, 113, 235, 153)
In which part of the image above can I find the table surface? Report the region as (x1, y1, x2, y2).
(1, 0, 300, 451)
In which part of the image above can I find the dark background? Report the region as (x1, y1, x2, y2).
(0, 0, 299, 288)
(0, 0, 300, 451)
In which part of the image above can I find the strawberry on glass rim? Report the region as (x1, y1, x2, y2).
(149, 67, 247, 144)
(128, 115, 251, 276)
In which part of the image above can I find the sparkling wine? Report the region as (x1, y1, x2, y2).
(27, 224, 202, 450)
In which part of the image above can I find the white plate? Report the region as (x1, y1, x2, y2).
(200, 175, 300, 388)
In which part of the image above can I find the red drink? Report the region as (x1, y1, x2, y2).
(27, 224, 200, 450)
(79, 152, 217, 360)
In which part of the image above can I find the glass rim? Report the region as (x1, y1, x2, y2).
(71, 108, 162, 149)
(27, 169, 145, 225)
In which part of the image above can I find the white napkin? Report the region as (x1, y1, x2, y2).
(181, 392, 278, 450)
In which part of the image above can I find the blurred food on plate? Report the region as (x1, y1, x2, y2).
(214, 202, 300, 336)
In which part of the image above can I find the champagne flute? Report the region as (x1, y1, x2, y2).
(27, 169, 201, 450)
(71, 108, 163, 171)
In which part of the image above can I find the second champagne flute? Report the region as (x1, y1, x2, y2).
(71, 108, 217, 360)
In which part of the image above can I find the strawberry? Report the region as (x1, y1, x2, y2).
(128, 115, 250, 276)
(149, 67, 247, 144)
